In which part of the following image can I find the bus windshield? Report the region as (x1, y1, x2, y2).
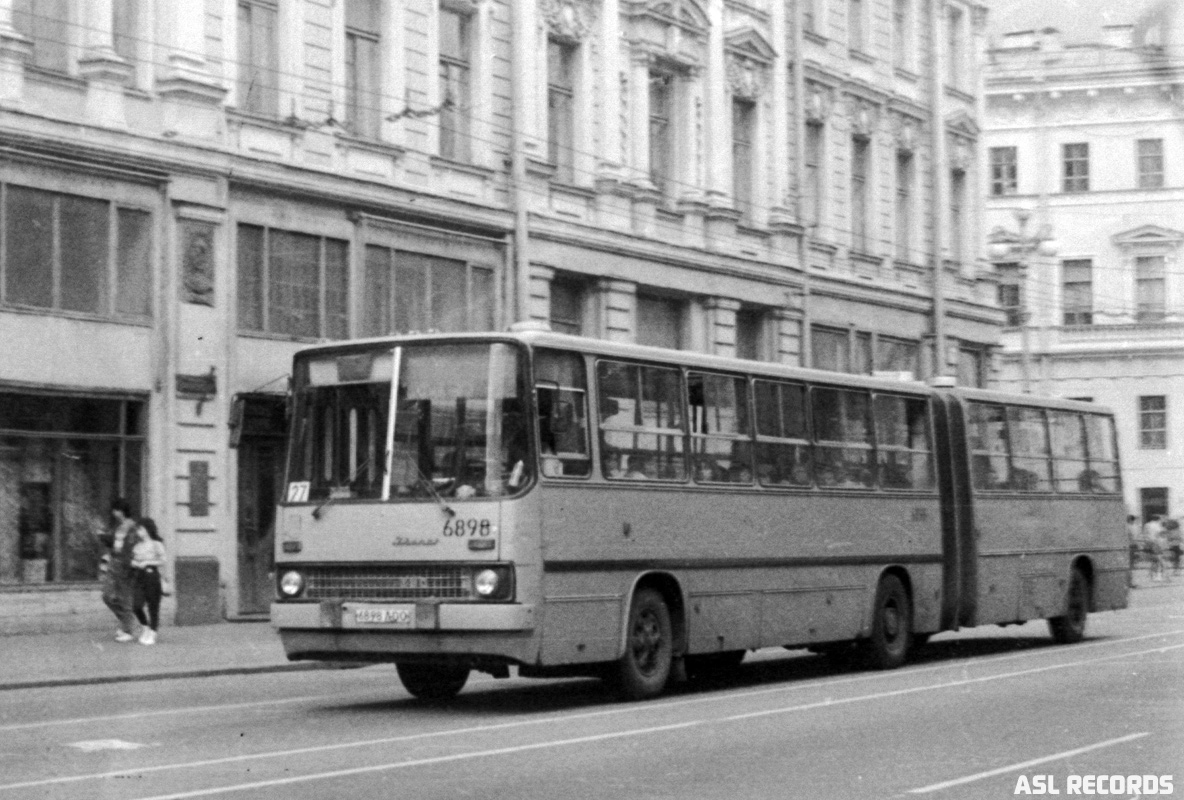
(287, 342, 531, 502)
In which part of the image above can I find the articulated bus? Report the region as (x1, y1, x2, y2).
(271, 327, 1129, 700)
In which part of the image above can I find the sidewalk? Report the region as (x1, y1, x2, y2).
(0, 620, 326, 692)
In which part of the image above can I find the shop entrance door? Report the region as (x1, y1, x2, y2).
(233, 395, 288, 616)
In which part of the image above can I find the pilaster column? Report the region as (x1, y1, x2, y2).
(768, 1, 793, 227)
(529, 264, 556, 323)
(157, 2, 226, 139)
(704, 0, 729, 209)
(772, 307, 805, 366)
(595, 278, 637, 342)
(0, 0, 33, 108)
(78, 0, 132, 128)
(596, 0, 624, 184)
(628, 51, 653, 187)
(704, 297, 741, 358)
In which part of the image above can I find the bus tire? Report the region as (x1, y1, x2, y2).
(1048, 567, 1089, 644)
(613, 588, 673, 700)
(865, 575, 912, 670)
(396, 662, 470, 701)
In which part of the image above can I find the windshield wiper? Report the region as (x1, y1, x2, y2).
(414, 465, 456, 518)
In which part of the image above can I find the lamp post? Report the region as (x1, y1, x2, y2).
(988, 207, 1057, 394)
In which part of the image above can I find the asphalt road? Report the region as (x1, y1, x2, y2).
(1, 585, 1181, 800)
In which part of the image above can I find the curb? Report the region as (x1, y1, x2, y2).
(0, 661, 342, 693)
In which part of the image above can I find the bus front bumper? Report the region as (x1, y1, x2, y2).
(271, 600, 536, 631)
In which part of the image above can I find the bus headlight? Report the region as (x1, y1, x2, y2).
(279, 570, 305, 598)
(474, 569, 500, 598)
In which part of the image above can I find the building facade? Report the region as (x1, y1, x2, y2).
(984, 13, 1184, 522)
(0, 0, 996, 632)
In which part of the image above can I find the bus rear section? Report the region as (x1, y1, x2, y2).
(271, 339, 546, 699)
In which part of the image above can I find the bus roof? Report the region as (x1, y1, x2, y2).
(290, 330, 1114, 416)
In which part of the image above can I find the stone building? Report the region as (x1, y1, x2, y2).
(984, 8, 1184, 521)
(0, 0, 996, 632)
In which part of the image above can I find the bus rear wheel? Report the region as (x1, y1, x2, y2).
(1048, 567, 1090, 644)
(396, 662, 470, 701)
(613, 588, 673, 700)
(865, 575, 912, 670)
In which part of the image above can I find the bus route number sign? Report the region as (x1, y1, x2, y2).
(443, 518, 493, 538)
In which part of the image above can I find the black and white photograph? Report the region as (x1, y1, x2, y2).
(0, 0, 1181, 797)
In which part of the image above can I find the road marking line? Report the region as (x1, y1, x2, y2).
(906, 732, 1150, 794)
(1, 634, 1181, 795)
(108, 643, 1184, 799)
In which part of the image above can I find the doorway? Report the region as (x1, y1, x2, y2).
(234, 395, 287, 615)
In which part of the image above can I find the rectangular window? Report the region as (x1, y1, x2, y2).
(990, 146, 1018, 196)
(812, 386, 873, 488)
(803, 122, 823, 227)
(535, 349, 591, 477)
(2, 185, 152, 319)
(996, 263, 1022, 327)
(949, 169, 965, 265)
(1062, 259, 1093, 325)
(649, 71, 674, 194)
(548, 275, 584, 335)
(362, 245, 492, 336)
(1048, 410, 1089, 492)
(1139, 395, 1167, 450)
(1135, 255, 1166, 322)
(811, 326, 849, 372)
(237, 224, 349, 339)
(1007, 406, 1052, 492)
(597, 361, 686, 481)
(12, 0, 69, 73)
(895, 150, 913, 262)
(688, 373, 752, 484)
(548, 39, 576, 184)
(851, 136, 869, 252)
(735, 308, 764, 361)
(893, 0, 910, 69)
(968, 402, 1010, 491)
(946, 6, 962, 88)
(956, 346, 985, 388)
(1141, 487, 1169, 522)
(876, 336, 920, 378)
(873, 394, 933, 490)
(754, 380, 811, 486)
(0, 393, 145, 585)
(732, 99, 755, 222)
(849, 0, 864, 51)
(1137, 139, 1164, 189)
(637, 294, 683, 350)
(1083, 414, 1120, 492)
(438, 5, 472, 162)
(237, 0, 279, 116)
(345, 0, 382, 138)
(1062, 143, 1089, 193)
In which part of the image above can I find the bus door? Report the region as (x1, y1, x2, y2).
(932, 393, 977, 629)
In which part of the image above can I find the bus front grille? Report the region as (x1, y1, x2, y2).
(302, 566, 472, 601)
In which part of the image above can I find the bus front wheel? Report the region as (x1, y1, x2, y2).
(613, 588, 673, 700)
(865, 575, 912, 670)
(396, 662, 470, 701)
(1048, 567, 1089, 644)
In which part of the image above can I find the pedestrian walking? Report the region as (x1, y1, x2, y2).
(1143, 514, 1166, 582)
(131, 517, 166, 645)
(1127, 514, 1141, 587)
(1165, 518, 1182, 578)
(96, 498, 142, 642)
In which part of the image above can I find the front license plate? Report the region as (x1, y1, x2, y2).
(353, 606, 414, 628)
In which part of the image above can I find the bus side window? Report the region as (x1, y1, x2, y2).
(1083, 413, 1120, 492)
(1049, 410, 1089, 493)
(535, 349, 591, 478)
(1007, 406, 1052, 492)
(689, 372, 752, 484)
(873, 394, 934, 490)
(812, 386, 874, 488)
(754, 380, 811, 487)
(968, 402, 1010, 491)
(596, 360, 686, 481)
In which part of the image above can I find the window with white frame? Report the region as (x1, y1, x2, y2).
(1137, 139, 1164, 190)
(237, 0, 280, 116)
(803, 121, 824, 228)
(1061, 259, 1093, 326)
(362, 245, 493, 335)
(1062, 143, 1089, 193)
(237, 225, 349, 339)
(895, 150, 913, 262)
(438, 4, 472, 162)
(345, 0, 382, 138)
(2, 184, 153, 319)
(851, 136, 870, 252)
(12, 0, 69, 73)
(548, 39, 577, 183)
(733, 99, 755, 222)
(1135, 255, 1166, 322)
(1139, 396, 1166, 450)
(990, 146, 1017, 195)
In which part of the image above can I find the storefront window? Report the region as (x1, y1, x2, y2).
(0, 393, 145, 585)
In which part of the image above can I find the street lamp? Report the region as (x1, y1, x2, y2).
(988, 207, 1057, 393)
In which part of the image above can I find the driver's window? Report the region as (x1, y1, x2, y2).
(535, 349, 591, 477)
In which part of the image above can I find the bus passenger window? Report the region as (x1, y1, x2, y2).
(754, 380, 811, 486)
(535, 350, 591, 477)
(597, 360, 686, 481)
(967, 402, 1010, 491)
(1083, 414, 1120, 492)
(689, 372, 752, 484)
(1048, 410, 1088, 493)
(1007, 406, 1052, 492)
(812, 387, 873, 488)
(873, 394, 933, 490)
